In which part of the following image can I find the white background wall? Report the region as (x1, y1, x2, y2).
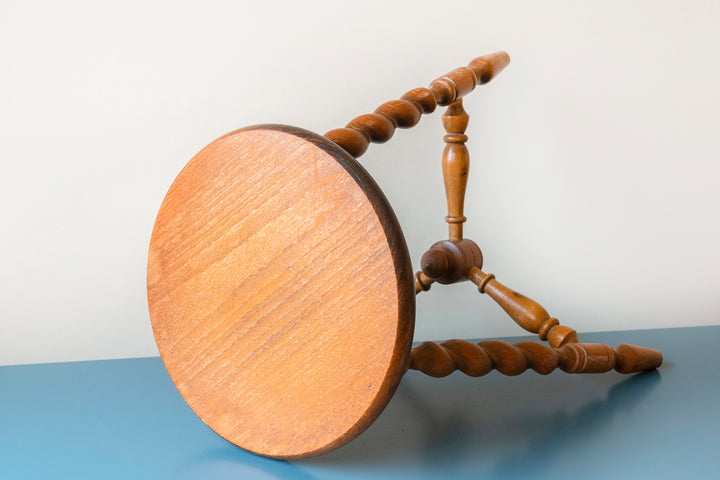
(2, 1, 719, 366)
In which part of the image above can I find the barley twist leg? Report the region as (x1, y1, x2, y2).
(325, 52, 510, 157)
(409, 339, 663, 378)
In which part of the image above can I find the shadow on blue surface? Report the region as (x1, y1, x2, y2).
(487, 371, 661, 478)
(302, 368, 661, 474)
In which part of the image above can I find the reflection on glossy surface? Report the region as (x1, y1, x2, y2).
(489, 371, 661, 478)
(302, 328, 713, 479)
(1, 327, 717, 479)
(305, 355, 662, 477)
(176, 448, 316, 480)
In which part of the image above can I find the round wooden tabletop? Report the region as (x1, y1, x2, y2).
(147, 125, 415, 458)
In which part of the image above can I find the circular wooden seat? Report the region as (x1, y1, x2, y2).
(147, 125, 415, 458)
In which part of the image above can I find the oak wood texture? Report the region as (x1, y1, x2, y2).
(325, 51, 510, 157)
(409, 340, 663, 377)
(147, 125, 415, 459)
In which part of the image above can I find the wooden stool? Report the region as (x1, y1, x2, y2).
(147, 52, 662, 459)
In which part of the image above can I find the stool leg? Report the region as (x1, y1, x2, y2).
(408, 339, 663, 378)
(468, 266, 579, 348)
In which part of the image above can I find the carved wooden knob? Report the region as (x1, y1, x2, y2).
(421, 248, 452, 280)
(420, 239, 483, 284)
(409, 339, 663, 378)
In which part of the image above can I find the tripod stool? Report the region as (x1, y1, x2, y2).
(147, 51, 662, 459)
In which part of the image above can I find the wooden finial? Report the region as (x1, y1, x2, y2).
(420, 239, 483, 284)
(468, 51, 511, 85)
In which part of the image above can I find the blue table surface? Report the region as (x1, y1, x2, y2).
(2, 326, 718, 479)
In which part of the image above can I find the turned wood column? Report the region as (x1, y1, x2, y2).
(442, 99, 470, 241)
(468, 267, 579, 348)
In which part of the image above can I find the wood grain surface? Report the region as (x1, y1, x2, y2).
(147, 125, 414, 458)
